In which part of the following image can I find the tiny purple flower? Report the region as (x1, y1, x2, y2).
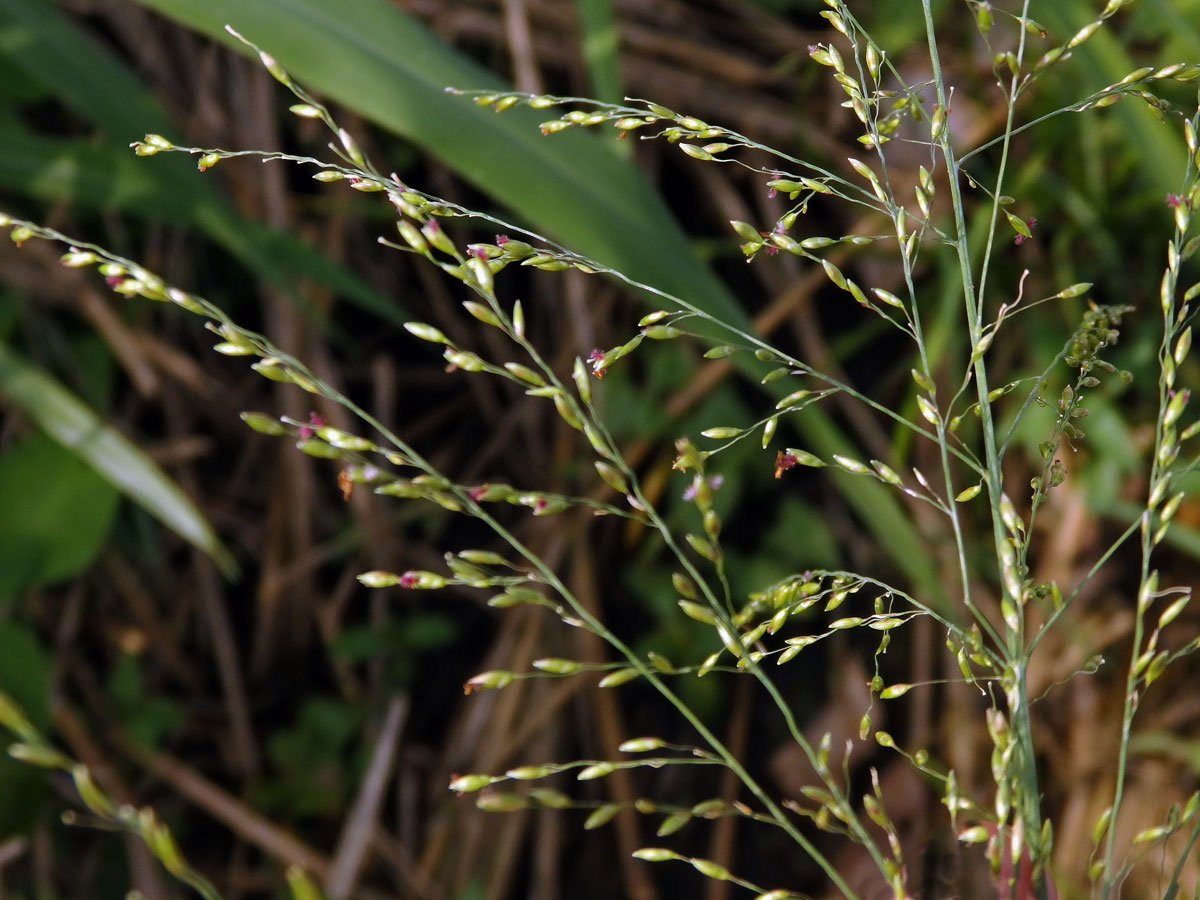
(683, 474, 724, 501)
(299, 411, 326, 439)
(1013, 217, 1037, 246)
(774, 451, 798, 479)
(588, 348, 608, 379)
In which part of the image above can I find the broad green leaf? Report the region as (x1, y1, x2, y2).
(0, 432, 118, 603)
(0, 340, 236, 576)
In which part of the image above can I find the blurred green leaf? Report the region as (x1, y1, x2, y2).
(0, 339, 236, 576)
(1146, 0, 1200, 61)
(575, 0, 622, 103)
(261, 697, 361, 818)
(0, 0, 165, 130)
(106, 652, 185, 749)
(331, 613, 457, 687)
(0, 431, 118, 603)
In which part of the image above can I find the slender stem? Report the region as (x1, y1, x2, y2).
(1101, 181, 1194, 894)
(1100, 512, 1147, 900)
(922, 0, 1047, 880)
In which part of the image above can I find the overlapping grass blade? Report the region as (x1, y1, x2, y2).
(0, 340, 237, 577)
